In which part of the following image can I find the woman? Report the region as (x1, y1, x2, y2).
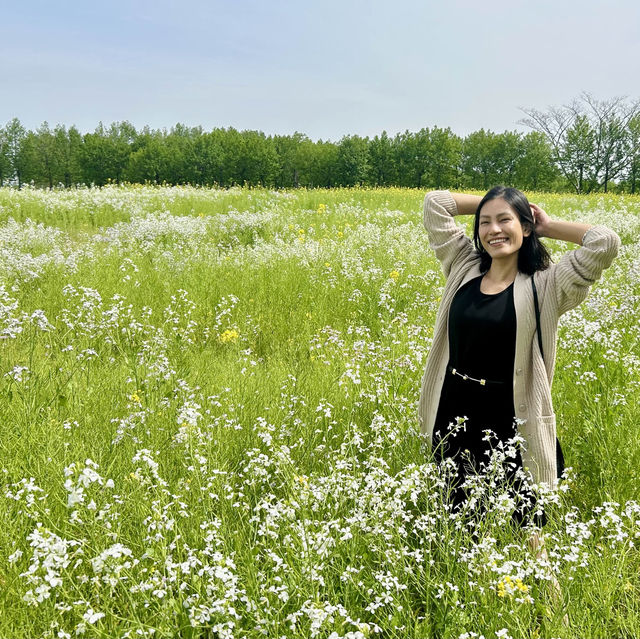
(418, 187, 620, 520)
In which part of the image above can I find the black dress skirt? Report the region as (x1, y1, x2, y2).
(432, 275, 538, 524)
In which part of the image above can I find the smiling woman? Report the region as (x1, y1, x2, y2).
(418, 186, 620, 524)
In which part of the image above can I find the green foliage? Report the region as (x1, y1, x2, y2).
(336, 135, 369, 186)
(422, 126, 462, 189)
(4, 96, 640, 193)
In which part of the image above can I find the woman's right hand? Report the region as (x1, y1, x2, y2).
(530, 203, 551, 237)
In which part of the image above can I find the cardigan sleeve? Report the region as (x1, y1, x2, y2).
(423, 190, 475, 278)
(551, 224, 621, 315)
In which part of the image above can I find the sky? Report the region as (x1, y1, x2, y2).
(2, 0, 639, 141)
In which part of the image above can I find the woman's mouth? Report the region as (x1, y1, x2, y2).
(488, 237, 508, 246)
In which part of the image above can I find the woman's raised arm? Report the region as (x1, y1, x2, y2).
(530, 203, 592, 245)
(423, 190, 476, 277)
(450, 193, 482, 216)
(530, 202, 620, 315)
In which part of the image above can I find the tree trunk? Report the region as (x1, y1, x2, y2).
(578, 166, 583, 194)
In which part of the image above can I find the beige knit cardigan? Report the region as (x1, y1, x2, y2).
(418, 190, 621, 487)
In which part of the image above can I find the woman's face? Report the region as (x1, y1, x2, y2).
(478, 197, 530, 260)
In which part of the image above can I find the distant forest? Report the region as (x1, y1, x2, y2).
(2, 95, 639, 193)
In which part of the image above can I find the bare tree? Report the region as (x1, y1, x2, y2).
(519, 103, 579, 190)
(520, 93, 640, 193)
(578, 93, 640, 192)
(627, 114, 640, 194)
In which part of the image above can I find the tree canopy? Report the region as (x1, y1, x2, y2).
(2, 94, 638, 192)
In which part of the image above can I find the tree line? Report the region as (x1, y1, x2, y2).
(1, 94, 638, 193)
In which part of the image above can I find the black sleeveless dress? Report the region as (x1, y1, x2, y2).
(433, 275, 517, 461)
(432, 275, 531, 519)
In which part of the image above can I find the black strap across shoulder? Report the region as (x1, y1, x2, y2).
(531, 275, 544, 360)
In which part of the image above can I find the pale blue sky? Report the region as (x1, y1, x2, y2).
(2, 0, 639, 140)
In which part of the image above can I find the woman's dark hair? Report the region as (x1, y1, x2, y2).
(473, 185, 551, 275)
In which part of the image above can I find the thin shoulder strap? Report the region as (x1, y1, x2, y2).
(531, 274, 544, 361)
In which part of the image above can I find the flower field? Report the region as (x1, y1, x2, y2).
(1, 185, 639, 638)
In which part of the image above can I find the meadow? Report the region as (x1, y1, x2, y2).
(1, 184, 639, 639)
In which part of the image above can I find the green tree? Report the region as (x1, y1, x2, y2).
(335, 135, 369, 186)
(393, 129, 431, 187)
(190, 129, 226, 186)
(492, 131, 523, 186)
(28, 122, 62, 188)
(423, 127, 462, 189)
(55, 125, 83, 187)
(0, 124, 10, 185)
(164, 124, 200, 184)
(515, 132, 558, 190)
(625, 114, 640, 194)
(126, 128, 170, 184)
(274, 132, 308, 187)
(580, 94, 638, 193)
(240, 131, 280, 186)
(293, 138, 336, 187)
(4, 118, 28, 187)
(562, 115, 595, 193)
(367, 131, 397, 186)
(80, 121, 137, 186)
(461, 129, 497, 190)
(217, 128, 244, 186)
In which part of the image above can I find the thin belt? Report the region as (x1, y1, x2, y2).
(446, 365, 509, 387)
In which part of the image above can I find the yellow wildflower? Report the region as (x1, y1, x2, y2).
(496, 575, 529, 599)
(390, 270, 400, 280)
(218, 329, 239, 343)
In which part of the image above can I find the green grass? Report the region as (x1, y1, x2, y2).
(1, 185, 639, 638)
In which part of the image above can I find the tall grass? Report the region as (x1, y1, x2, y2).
(1, 185, 639, 638)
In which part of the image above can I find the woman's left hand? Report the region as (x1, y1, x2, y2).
(530, 203, 551, 237)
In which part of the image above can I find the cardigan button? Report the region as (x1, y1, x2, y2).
(519, 403, 526, 412)
(516, 368, 523, 376)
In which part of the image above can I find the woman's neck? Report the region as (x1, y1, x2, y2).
(485, 256, 519, 285)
